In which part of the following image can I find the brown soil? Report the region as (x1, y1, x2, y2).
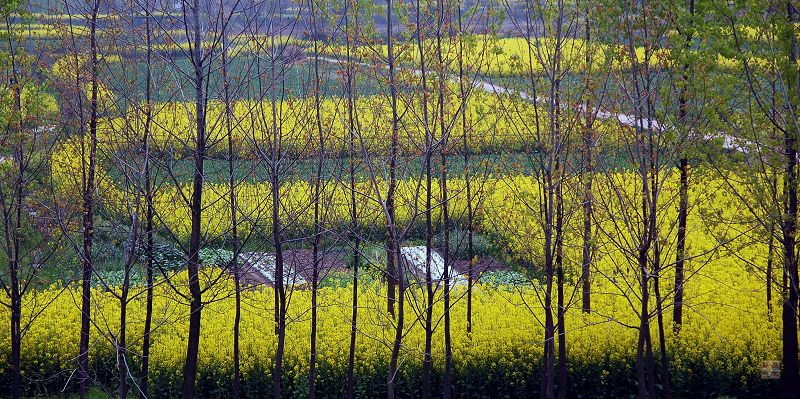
(233, 249, 347, 288)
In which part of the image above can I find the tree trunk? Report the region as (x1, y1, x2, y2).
(636, 247, 654, 399)
(457, 0, 475, 335)
(385, 0, 399, 318)
(767, 224, 774, 317)
(653, 256, 670, 399)
(673, 0, 694, 332)
(345, 3, 360, 397)
(181, 0, 207, 394)
(541, 162, 556, 399)
(308, 8, 325, 395)
(10, 289, 20, 399)
(222, 20, 241, 398)
(268, 28, 287, 399)
(415, 0, 433, 393)
(118, 280, 129, 399)
(581, 4, 593, 314)
(140, 7, 154, 398)
(555, 172, 567, 399)
(4, 24, 24, 399)
(117, 216, 138, 399)
(141, 136, 154, 399)
(386, 243, 404, 399)
(542, 10, 564, 397)
(79, 6, 100, 396)
(781, 3, 800, 398)
(439, 6, 453, 391)
(273, 212, 286, 398)
(272, 173, 286, 399)
(542, 275, 555, 399)
(8, 180, 22, 399)
(673, 157, 688, 330)
(442, 153, 453, 398)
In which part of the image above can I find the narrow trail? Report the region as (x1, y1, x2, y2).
(317, 55, 742, 151)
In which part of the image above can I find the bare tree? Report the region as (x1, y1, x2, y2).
(56, 1, 103, 395)
(138, 4, 156, 396)
(718, 1, 800, 396)
(343, 0, 362, 396)
(0, 4, 63, 398)
(580, 1, 595, 314)
(383, 0, 406, 395)
(672, 0, 697, 332)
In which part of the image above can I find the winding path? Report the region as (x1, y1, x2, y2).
(317, 55, 743, 151)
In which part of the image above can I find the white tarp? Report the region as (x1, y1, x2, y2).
(237, 252, 307, 285)
(400, 246, 463, 286)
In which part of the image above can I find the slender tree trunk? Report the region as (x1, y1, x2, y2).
(442, 154, 453, 398)
(3, 22, 24, 398)
(415, 0, 434, 394)
(642, 165, 658, 399)
(269, 29, 287, 399)
(540, 160, 555, 399)
(673, 0, 695, 332)
(385, 0, 400, 318)
(767, 223, 775, 317)
(309, 202, 319, 399)
(231, 185, 241, 399)
(636, 246, 653, 399)
(272, 171, 286, 399)
(345, 2, 360, 397)
(457, 4, 475, 334)
(79, 5, 100, 396)
(118, 219, 137, 399)
(437, 0, 452, 393)
(581, 4, 593, 314)
(181, 0, 207, 394)
(423, 176, 433, 399)
(555, 168, 567, 399)
(542, 5, 564, 397)
(6, 167, 21, 399)
(384, 1, 407, 392)
(386, 242, 404, 399)
(550, 51, 568, 397)
(221, 19, 242, 398)
(653, 252, 670, 399)
(308, 6, 325, 395)
(272, 178, 286, 399)
(542, 248, 555, 399)
(347, 235, 359, 399)
(768, 32, 780, 322)
(422, 127, 434, 392)
(382, 9, 407, 378)
(781, 6, 800, 398)
(10, 277, 20, 399)
(768, 63, 779, 322)
(626, 1, 658, 395)
(5, 155, 22, 399)
(140, 121, 155, 398)
(647, 56, 670, 396)
(673, 157, 688, 330)
(117, 234, 129, 395)
(141, 185, 154, 398)
(9, 231, 21, 399)
(139, 7, 155, 398)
